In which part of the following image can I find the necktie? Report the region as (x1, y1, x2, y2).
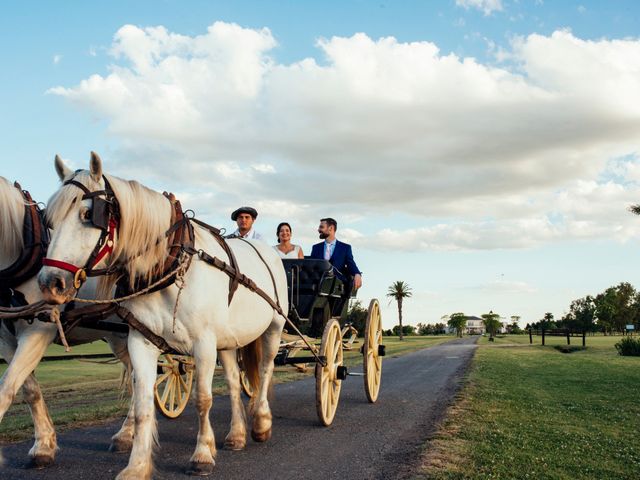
(324, 242, 331, 260)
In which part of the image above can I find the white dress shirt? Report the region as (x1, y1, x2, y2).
(324, 239, 336, 259)
(232, 228, 263, 241)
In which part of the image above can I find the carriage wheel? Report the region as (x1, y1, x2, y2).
(154, 354, 194, 418)
(363, 299, 383, 403)
(237, 350, 254, 398)
(315, 319, 344, 426)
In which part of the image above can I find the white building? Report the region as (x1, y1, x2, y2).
(465, 316, 485, 335)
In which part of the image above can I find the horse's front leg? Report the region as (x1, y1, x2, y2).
(22, 373, 57, 468)
(116, 332, 159, 480)
(252, 315, 285, 442)
(187, 339, 217, 475)
(105, 335, 135, 453)
(218, 349, 247, 450)
(0, 325, 58, 468)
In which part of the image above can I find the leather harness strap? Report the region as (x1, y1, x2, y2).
(116, 192, 194, 296)
(236, 237, 281, 307)
(115, 306, 174, 353)
(194, 249, 286, 317)
(0, 183, 49, 289)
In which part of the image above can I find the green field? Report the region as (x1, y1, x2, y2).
(419, 335, 640, 480)
(0, 335, 454, 443)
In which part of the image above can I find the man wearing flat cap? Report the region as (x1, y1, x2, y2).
(229, 206, 263, 240)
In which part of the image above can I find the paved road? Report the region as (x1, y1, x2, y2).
(1, 337, 478, 480)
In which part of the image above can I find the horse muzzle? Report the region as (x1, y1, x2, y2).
(38, 270, 76, 305)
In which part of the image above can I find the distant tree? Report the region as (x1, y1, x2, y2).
(387, 281, 412, 341)
(417, 323, 433, 335)
(448, 312, 467, 338)
(508, 315, 522, 334)
(393, 325, 416, 336)
(611, 283, 637, 334)
(539, 312, 556, 330)
(434, 322, 447, 335)
(343, 300, 368, 335)
(561, 295, 597, 333)
(595, 288, 617, 334)
(507, 322, 523, 334)
(481, 311, 502, 340)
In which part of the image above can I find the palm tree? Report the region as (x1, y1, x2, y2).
(387, 281, 412, 341)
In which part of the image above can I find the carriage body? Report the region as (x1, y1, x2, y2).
(239, 258, 385, 426)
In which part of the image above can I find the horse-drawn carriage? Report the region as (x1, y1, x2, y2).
(156, 258, 385, 426)
(0, 154, 385, 477)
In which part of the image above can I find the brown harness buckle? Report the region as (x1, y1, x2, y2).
(73, 269, 87, 289)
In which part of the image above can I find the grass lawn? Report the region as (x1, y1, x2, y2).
(419, 335, 640, 480)
(0, 335, 454, 443)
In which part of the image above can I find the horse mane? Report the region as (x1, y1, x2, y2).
(46, 170, 172, 299)
(102, 174, 172, 296)
(0, 176, 27, 268)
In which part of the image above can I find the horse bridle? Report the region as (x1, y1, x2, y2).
(42, 175, 119, 289)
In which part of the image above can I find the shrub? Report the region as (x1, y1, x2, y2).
(615, 336, 640, 356)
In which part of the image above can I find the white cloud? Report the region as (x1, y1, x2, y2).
(53, 54, 62, 64)
(48, 23, 640, 250)
(455, 0, 504, 16)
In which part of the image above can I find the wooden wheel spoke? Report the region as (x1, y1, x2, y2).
(178, 373, 190, 393)
(160, 376, 174, 405)
(155, 370, 172, 386)
(169, 377, 176, 411)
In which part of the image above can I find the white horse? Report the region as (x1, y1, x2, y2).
(39, 153, 287, 479)
(0, 176, 137, 467)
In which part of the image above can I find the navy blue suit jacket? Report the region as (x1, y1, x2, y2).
(310, 240, 361, 280)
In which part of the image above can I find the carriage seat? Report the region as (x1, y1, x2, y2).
(282, 259, 334, 294)
(282, 259, 346, 320)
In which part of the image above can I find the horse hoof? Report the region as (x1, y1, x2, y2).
(187, 461, 214, 476)
(109, 438, 133, 453)
(28, 455, 54, 469)
(224, 438, 246, 451)
(251, 428, 272, 443)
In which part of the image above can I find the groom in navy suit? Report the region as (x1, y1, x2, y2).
(310, 217, 362, 290)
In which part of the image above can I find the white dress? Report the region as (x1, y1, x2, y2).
(273, 244, 301, 259)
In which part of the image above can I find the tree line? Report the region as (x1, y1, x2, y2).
(527, 282, 640, 335)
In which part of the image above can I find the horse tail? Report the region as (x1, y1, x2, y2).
(241, 338, 262, 412)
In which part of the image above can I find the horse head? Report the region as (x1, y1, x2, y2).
(39, 152, 116, 304)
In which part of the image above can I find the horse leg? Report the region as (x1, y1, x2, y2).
(22, 373, 57, 468)
(106, 335, 135, 453)
(115, 332, 158, 480)
(0, 325, 57, 468)
(187, 339, 217, 475)
(218, 349, 247, 451)
(251, 316, 284, 443)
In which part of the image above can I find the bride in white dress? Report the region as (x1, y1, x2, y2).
(273, 222, 304, 259)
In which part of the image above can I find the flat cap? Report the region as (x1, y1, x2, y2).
(231, 206, 258, 221)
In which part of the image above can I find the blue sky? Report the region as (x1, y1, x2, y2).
(2, 1, 640, 328)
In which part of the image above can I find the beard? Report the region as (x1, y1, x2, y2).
(318, 232, 329, 239)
